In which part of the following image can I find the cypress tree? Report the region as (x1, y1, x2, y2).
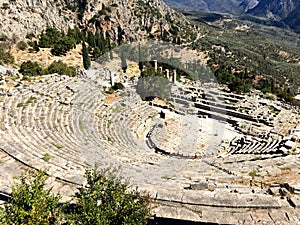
(138, 44, 143, 74)
(82, 41, 91, 69)
(87, 31, 96, 48)
(121, 51, 127, 73)
(108, 38, 113, 60)
(93, 46, 101, 59)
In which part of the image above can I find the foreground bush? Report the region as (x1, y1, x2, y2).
(69, 168, 151, 225)
(1, 168, 151, 225)
(3, 170, 62, 225)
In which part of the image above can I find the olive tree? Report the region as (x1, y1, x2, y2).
(70, 167, 151, 225)
(2, 167, 151, 225)
(3, 169, 62, 225)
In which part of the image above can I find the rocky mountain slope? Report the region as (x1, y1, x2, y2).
(239, 0, 260, 12)
(0, 0, 76, 39)
(247, 0, 300, 19)
(247, 0, 300, 32)
(164, 0, 259, 15)
(283, 6, 300, 32)
(0, 0, 188, 42)
(164, 0, 300, 32)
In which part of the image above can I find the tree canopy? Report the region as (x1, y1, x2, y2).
(121, 51, 127, 73)
(19, 61, 43, 77)
(1, 168, 151, 225)
(136, 67, 172, 100)
(70, 167, 151, 225)
(3, 170, 61, 225)
(38, 27, 76, 56)
(46, 60, 76, 76)
(82, 41, 91, 69)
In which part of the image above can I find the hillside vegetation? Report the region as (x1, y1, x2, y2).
(185, 11, 300, 100)
(1, 0, 300, 101)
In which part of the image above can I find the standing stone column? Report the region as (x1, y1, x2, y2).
(165, 69, 170, 80)
(110, 71, 115, 87)
(159, 67, 163, 73)
(153, 60, 158, 72)
(173, 70, 177, 84)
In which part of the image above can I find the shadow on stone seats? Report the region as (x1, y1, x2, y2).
(147, 217, 219, 225)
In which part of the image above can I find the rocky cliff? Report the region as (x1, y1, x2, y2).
(246, 0, 300, 20)
(0, 0, 187, 42)
(0, 0, 77, 39)
(246, 0, 300, 32)
(79, 0, 185, 42)
(239, 0, 260, 12)
(283, 5, 300, 33)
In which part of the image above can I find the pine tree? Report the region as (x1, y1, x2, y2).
(82, 41, 91, 69)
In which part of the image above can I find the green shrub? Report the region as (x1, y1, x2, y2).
(19, 61, 42, 77)
(112, 82, 124, 91)
(28, 40, 40, 52)
(42, 153, 52, 162)
(25, 32, 35, 39)
(38, 27, 76, 56)
(46, 60, 76, 76)
(38, 27, 62, 48)
(67, 27, 83, 44)
(249, 170, 260, 179)
(17, 41, 28, 51)
(1, 167, 151, 225)
(16, 103, 25, 108)
(52, 143, 64, 149)
(50, 36, 76, 56)
(0, 49, 14, 64)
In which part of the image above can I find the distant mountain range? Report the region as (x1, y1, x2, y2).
(163, 0, 258, 14)
(164, 0, 300, 32)
(247, 0, 300, 32)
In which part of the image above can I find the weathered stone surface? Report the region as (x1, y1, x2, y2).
(0, 65, 7, 75)
(182, 190, 215, 206)
(269, 187, 281, 196)
(151, 204, 202, 222)
(190, 181, 208, 190)
(156, 188, 183, 202)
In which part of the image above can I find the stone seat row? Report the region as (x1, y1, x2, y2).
(0, 79, 108, 182)
(0, 76, 167, 183)
(229, 138, 281, 155)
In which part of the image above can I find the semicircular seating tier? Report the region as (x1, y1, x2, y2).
(0, 75, 164, 185)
